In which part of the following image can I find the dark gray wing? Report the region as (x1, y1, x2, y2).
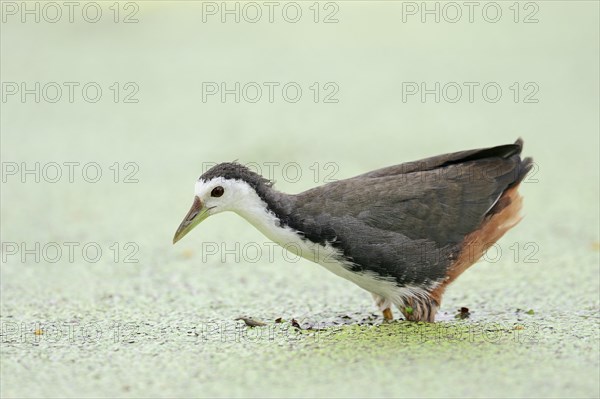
(285, 140, 532, 285)
(355, 139, 524, 179)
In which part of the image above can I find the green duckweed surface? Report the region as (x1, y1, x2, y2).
(1, 2, 599, 398)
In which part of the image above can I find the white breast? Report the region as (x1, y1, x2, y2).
(233, 188, 434, 306)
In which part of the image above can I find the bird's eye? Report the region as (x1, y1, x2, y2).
(211, 186, 224, 197)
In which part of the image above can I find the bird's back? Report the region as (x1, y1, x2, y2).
(286, 139, 533, 287)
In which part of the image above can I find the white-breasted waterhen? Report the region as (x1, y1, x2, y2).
(173, 139, 533, 322)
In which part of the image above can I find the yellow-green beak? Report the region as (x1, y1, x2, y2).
(173, 196, 210, 244)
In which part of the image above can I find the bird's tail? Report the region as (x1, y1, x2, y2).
(429, 138, 533, 307)
(508, 138, 534, 188)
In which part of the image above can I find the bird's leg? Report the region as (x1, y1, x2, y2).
(372, 294, 393, 322)
(399, 296, 439, 323)
(382, 308, 394, 321)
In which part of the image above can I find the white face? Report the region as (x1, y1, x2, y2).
(175, 173, 280, 244)
(194, 177, 255, 216)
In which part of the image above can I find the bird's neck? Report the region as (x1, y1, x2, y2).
(234, 186, 298, 242)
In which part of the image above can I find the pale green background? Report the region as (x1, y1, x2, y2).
(1, 1, 599, 398)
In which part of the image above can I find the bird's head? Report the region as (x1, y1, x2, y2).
(172, 162, 273, 244)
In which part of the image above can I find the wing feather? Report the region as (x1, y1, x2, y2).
(284, 140, 531, 285)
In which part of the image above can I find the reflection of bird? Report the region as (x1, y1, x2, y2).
(174, 139, 533, 322)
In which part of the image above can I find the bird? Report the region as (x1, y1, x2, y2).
(173, 139, 533, 322)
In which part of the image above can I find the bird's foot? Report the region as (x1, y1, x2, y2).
(382, 308, 394, 322)
(399, 297, 438, 322)
(372, 293, 394, 322)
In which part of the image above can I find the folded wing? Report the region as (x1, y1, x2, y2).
(289, 139, 532, 286)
